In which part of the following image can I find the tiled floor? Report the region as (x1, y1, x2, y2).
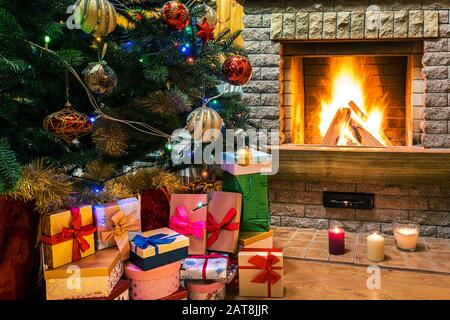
(272, 226, 450, 274)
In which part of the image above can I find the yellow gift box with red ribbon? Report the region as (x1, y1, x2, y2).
(93, 197, 141, 260)
(44, 248, 123, 300)
(41, 205, 96, 269)
(238, 248, 284, 298)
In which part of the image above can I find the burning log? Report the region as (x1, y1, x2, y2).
(322, 108, 351, 145)
(348, 100, 393, 146)
(348, 100, 368, 122)
(347, 117, 384, 147)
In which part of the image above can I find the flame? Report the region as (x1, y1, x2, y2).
(319, 57, 389, 146)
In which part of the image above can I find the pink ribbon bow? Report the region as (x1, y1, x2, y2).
(169, 205, 206, 239)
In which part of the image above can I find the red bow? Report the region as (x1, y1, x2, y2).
(240, 252, 282, 297)
(206, 208, 239, 247)
(189, 253, 229, 280)
(41, 207, 96, 262)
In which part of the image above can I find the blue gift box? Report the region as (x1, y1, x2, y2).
(129, 228, 189, 271)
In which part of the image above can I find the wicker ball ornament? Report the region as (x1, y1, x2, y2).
(82, 62, 118, 95)
(193, 3, 217, 29)
(162, 1, 190, 31)
(222, 55, 253, 86)
(74, 0, 117, 37)
(43, 102, 93, 143)
(186, 106, 223, 143)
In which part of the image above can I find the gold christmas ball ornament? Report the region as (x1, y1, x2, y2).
(74, 0, 117, 37)
(43, 102, 93, 144)
(186, 106, 223, 143)
(82, 61, 118, 95)
(193, 3, 217, 29)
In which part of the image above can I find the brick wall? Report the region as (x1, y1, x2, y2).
(269, 179, 450, 238)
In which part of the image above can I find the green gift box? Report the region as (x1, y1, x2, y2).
(222, 172, 270, 232)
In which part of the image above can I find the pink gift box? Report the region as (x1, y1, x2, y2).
(124, 261, 181, 300)
(207, 191, 242, 253)
(186, 281, 225, 300)
(170, 194, 207, 255)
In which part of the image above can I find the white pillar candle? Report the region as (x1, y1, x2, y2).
(394, 227, 419, 251)
(366, 232, 384, 262)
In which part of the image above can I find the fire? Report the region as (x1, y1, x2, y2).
(319, 57, 390, 146)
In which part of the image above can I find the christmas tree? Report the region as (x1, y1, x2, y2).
(0, 0, 249, 213)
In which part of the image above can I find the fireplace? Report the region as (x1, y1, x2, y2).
(285, 50, 415, 147)
(241, 1, 450, 237)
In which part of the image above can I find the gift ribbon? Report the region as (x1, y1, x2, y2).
(188, 253, 229, 280)
(169, 205, 206, 239)
(99, 207, 141, 260)
(206, 208, 239, 247)
(238, 249, 282, 298)
(40, 207, 97, 262)
(133, 233, 179, 255)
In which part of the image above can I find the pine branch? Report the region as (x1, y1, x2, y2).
(0, 8, 25, 38)
(0, 138, 21, 194)
(0, 55, 27, 73)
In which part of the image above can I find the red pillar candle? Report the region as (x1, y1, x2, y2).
(328, 226, 345, 255)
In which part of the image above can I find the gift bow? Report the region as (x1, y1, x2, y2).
(188, 253, 229, 280)
(41, 207, 97, 262)
(240, 252, 282, 298)
(206, 208, 239, 247)
(133, 233, 179, 255)
(169, 205, 206, 239)
(100, 208, 141, 260)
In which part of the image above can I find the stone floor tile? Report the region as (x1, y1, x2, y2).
(329, 248, 355, 263)
(284, 246, 308, 259)
(430, 251, 450, 262)
(431, 260, 450, 273)
(289, 239, 312, 247)
(309, 241, 328, 249)
(292, 233, 315, 241)
(405, 258, 434, 271)
(305, 249, 330, 261)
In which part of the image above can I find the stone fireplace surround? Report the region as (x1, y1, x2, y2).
(241, 1, 450, 238)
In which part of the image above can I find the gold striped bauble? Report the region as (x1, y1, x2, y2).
(74, 0, 117, 37)
(186, 106, 223, 143)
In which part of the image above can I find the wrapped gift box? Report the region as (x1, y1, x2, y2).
(170, 194, 207, 255)
(222, 172, 270, 232)
(93, 197, 141, 260)
(222, 149, 273, 175)
(44, 248, 123, 300)
(125, 261, 181, 300)
(83, 280, 129, 300)
(207, 191, 242, 253)
(41, 205, 96, 269)
(129, 227, 189, 271)
(160, 288, 188, 300)
(238, 248, 283, 298)
(186, 281, 225, 300)
(180, 254, 228, 281)
(239, 230, 273, 249)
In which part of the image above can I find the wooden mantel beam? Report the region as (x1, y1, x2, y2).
(270, 145, 450, 185)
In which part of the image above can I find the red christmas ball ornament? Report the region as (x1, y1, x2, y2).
(162, 1, 190, 31)
(222, 55, 253, 86)
(43, 102, 93, 144)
